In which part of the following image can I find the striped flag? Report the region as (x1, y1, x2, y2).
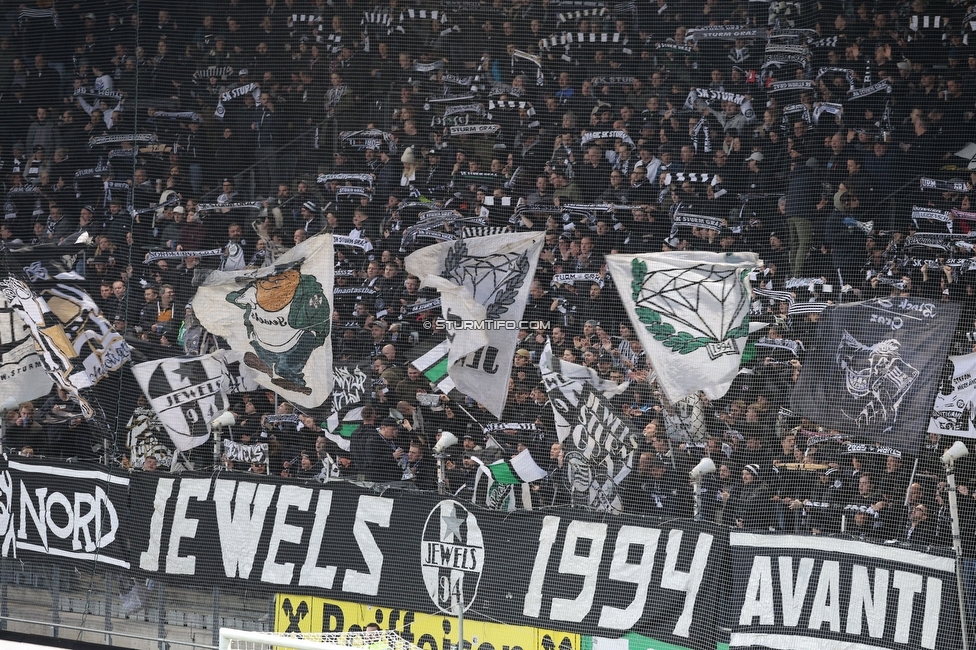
(471, 450, 546, 510)
(485, 449, 547, 484)
(408, 339, 456, 394)
(323, 407, 362, 450)
(788, 301, 830, 316)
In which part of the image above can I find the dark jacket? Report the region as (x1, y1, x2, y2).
(735, 480, 773, 530)
(364, 429, 404, 482)
(785, 164, 821, 220)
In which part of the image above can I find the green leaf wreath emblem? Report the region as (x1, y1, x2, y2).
(631, 260, 750, 355)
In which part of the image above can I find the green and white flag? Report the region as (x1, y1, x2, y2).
(606, 251, 760, 403)
(405, 232, 545, 418)
(408, 338, 456, 394)
(194, 234, 334, 408)
(321, 364, 372, 451)
(471, 449, 547, 510)
(323, 407, 361, 451)
(486, 448, 548, 484)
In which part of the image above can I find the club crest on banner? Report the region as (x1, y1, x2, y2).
(607, 252, 759, 403)
(144, 359, 224, 447)
(421, 499, 484, 614)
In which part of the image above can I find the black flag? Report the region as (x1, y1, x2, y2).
(791, 298, 960, 453)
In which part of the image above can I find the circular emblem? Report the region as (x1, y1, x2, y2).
(421, 500, 485, 614)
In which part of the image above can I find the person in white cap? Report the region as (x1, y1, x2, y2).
(735, 464, 772, 529)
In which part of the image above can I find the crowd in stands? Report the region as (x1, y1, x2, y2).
(2, 0, 976, 543)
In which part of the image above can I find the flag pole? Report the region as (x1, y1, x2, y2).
(904, 457, 919, 506)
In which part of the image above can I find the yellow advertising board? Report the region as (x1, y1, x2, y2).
(274, 594, 580, 650)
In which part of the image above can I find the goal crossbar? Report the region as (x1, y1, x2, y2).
(219, 628, 422, 650)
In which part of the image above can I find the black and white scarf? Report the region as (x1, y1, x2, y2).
(920, 177, 970, 193)
(690, 116, 712, 153)
(686, 26, 762, 42)
(214, 82, 261, 119)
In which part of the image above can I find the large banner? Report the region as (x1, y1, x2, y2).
(6, 461, 969, 650)
(929, 352, 976, 437)
(0, 459, 130, 568)
(606, 252, 760, 403)
(729, 532, 960, 650)
(194, 234, 334, 408)
(791, 298, 960, 453)
(405, 232, 545, 418)
(127, 473, 726, 648)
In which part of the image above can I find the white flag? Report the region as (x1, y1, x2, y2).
(930, 352, 976, 438)
(538, 343, 639, 512)
(132, 354, 231, 452)
(126, 405, 174, 468)
(0, 293, 53, 406)
(405, 232, 544, 417)
(193, 234, 334, 408)
(606, 251, 759, 403)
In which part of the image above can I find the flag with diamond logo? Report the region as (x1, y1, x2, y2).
(405, 232, 545, 418)
(606, 251, 760, 402)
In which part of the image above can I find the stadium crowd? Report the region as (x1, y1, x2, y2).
(2, 0, 976, 548)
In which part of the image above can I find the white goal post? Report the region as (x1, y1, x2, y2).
(219, 628, 424, 650)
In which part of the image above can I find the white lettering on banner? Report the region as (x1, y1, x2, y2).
(599, 526, 660, 629)
(15, 475, 123, 568)
(17, 484, 119, 554)
(137, 478, 396, 592)
(139, 478, 174, 571)
(167, 478, 210, 574)
(738, 555, 943, 649)
(809, 560, 841, 632)
(299, 490, 337, 588)
(213, 480, 275, 579)
(263, 485, 313, 584)
(739, 556, 774, 625)
(422, 543, 481, 570)
(523, 517, 709, 635)
(523, 516, 560, 618)
(550, 522, 607, 622)
(662, 530, 713, 637)
(846, 566, 887, 637)
(780, 557, 815, 627)
(341, 496, 392, 596)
